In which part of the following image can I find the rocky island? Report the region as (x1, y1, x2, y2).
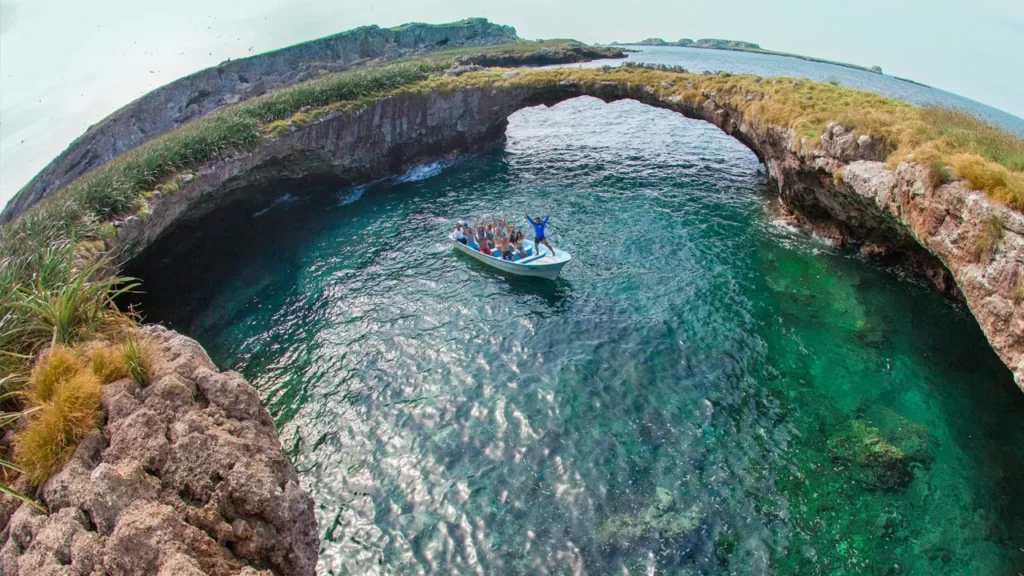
(2, 16, 1022, 575)
(621, 37, 885, 74)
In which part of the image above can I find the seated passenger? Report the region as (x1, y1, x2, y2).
(475, 225, 487, 249)
(499, 235, 513, 261)
(454, 224, 468, 245)
(513, 239, 527, 259)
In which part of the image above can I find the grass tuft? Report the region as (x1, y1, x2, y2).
(950, 154, 1024, 208)
(87, 344, 130, 384)
(122, 336, 151, 386)
(969, 215, 1004, 262)
(928, 159, 954, 190)
(26, 345, 84, 405)
(14, 369, 102, 485)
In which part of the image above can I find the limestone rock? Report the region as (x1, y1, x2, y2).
(0, 327, 319, 575)
(112, 75, 1024, 388)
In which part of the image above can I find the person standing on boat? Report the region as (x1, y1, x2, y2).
(525, 214, 554, 253)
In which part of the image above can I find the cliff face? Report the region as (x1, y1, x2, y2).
(0, 326, 319, 575)
(117, 73, 1023, 387)
(0, 18, 517, 225)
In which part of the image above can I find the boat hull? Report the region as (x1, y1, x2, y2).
(450, 236, 570, 280)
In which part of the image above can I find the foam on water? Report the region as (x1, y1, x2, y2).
(253, 192, 300, 217)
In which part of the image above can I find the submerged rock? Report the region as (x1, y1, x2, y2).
(828, 420, 914, 490)
(596, 487, 705, 559)
(864, 406, 936, 466)
(0, 327, 319, 575)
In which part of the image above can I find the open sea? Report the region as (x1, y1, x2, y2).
(133, 48, 1024, 575)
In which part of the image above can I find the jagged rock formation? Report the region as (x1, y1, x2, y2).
(117, 72, 1023, 387)
(0, 326, 318, 575)
(0, 18, 518, 224)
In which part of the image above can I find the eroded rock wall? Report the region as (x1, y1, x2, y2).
(0, 18, 518, 224)
(0, 326, 319, 576)
(117, 74, 1024, 386)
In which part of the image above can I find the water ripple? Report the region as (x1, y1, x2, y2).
(139, 96, 1024, 575)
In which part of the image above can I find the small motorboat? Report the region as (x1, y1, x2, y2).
(450, 233, 571, 280)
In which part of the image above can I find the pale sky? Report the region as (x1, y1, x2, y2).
(1, 0, 1022, 209)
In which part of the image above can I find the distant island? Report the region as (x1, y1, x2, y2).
(616, 37, 884, 75)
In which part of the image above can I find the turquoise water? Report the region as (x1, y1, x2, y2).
(135, 97, 1024, 575)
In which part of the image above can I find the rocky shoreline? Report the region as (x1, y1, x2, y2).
(1, 326, 319, 575)
(116, 70, 1023, 387)
(2, 33, 1020, 575)
(0, 18, 519, 225)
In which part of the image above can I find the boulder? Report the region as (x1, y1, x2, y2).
(828, 419, 912, 490)
(236, 79, 267, 98)
(596, 487, 705, 558)
(0, 327, 319, 575)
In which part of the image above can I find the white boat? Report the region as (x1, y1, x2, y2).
(450, 233, 571, 279)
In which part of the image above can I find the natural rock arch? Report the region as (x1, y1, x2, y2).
(119, 77, 1024, 386)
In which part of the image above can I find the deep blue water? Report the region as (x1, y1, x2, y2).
(136, 95, 1024, 575)
(584, 45, 1024, 137)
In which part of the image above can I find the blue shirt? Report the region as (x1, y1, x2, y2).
(526, 215, 549, 238)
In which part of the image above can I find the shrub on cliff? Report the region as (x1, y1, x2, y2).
(14, 348, 102, 485)
(121, 335, 151, 386)
(26, 345, 84, 404)
(87, 344, 130, 384)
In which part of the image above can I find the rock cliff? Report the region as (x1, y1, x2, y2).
(117, 70, 1023, 386)
(0, 18, 517, 224)
(0, 326, 319, 575)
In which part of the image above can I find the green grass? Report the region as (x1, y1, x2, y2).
(929, 159, 955, 190)
(121, 336, 151, 387)
(3, 51, 1024, 489)
(920, 107, 1024, 172)
(970, 215, 1005, 262)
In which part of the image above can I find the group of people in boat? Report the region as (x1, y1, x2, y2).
(453, 214, 554, 261)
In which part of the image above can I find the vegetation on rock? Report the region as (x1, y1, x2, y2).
(828, 420, 913, 491)
(969, 215, 1005, 262)
(87, 343, 131, 384)
(14, 346, 103, 485)
(1, 46, 1021, 499)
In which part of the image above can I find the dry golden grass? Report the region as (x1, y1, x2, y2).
(14, 369, 102, 485)
(26, 345, 84, 405)
(87, 344, 130, 384)
(397, 66, 1024, 209)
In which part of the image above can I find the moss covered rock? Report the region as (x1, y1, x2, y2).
(596, 487, 705, 556)
(828, 420, 912, 490)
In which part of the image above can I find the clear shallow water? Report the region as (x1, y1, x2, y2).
(135, 97, 1024, 575)
(583, 46, 1024, 137)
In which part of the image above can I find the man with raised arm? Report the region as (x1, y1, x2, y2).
(525, 214, 554, 254)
